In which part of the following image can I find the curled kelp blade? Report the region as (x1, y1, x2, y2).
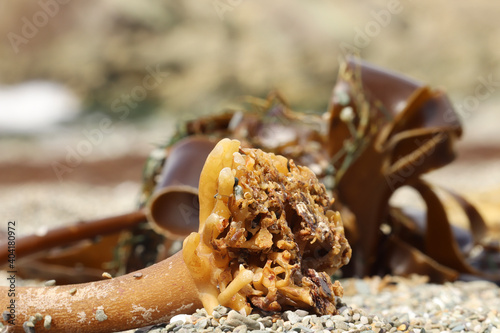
(413, 180, 500, 282)
(328, 57, 462, 179)
(327, 57, 462, 276)
(146, 136, 217, 239)
(147, 185, 200, 240)
(385, 235, 459, 284)
(385, 180, 500, 284)
(125, 136, 217, 271)
(7, 57, 498, 288)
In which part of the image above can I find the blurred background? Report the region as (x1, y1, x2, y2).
(0, 0, 499, 237)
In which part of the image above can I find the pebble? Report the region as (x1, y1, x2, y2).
(44, 279, 56, 286)
(227, 310, 260, 330)
(170, 314, 191, 324)
(43, 315, 52, 330)
(194, 318, 208, 329)
(284, 311, 302, 324)
(136, 276, 500, 333)
(233, 324, 247, 333)
(258, 317, 273, 327)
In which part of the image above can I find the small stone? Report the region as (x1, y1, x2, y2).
(353, 313, 361, 321)
(133, 272, 143, 278)
(451, 324, 465, 332)
(212, 305, 229, 317)
(219, 324, 235, 331)
(335, 321, 350, 331)
(233, 324, 247, 333)
(257, 318, 273, 327)
(44, 279, 56, 286)
(248, 314, 261, 321)
(170, 314, 190, 324)
(195, 318, 208, 329)
(361, 316, 369, 325)
(69, 287, 77, 295)
(397, 323, 407, 331)
(225, 319, 242, 327)
(165, 321, 182, 331)
(290, 325, 312, 333)
(2, 311, 10, 321)
(102, 272, 112, 279)
(311, 315, 322, 326)
(44, 315, 52, 330)
(195, 309, 206, 315)
(226, 310, 259, 330)
(285, 311, 301, 324)
(295, 309, 309, 318)
(339, 306, 350, 315)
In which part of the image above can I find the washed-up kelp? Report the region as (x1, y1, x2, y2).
(2, 57, 499, 294)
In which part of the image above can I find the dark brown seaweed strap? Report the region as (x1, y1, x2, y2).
(328, 57, 462, 276)
(0, 210, 146, 265)
(386, 234, 459, 284)
(411, 179, 477, 274)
